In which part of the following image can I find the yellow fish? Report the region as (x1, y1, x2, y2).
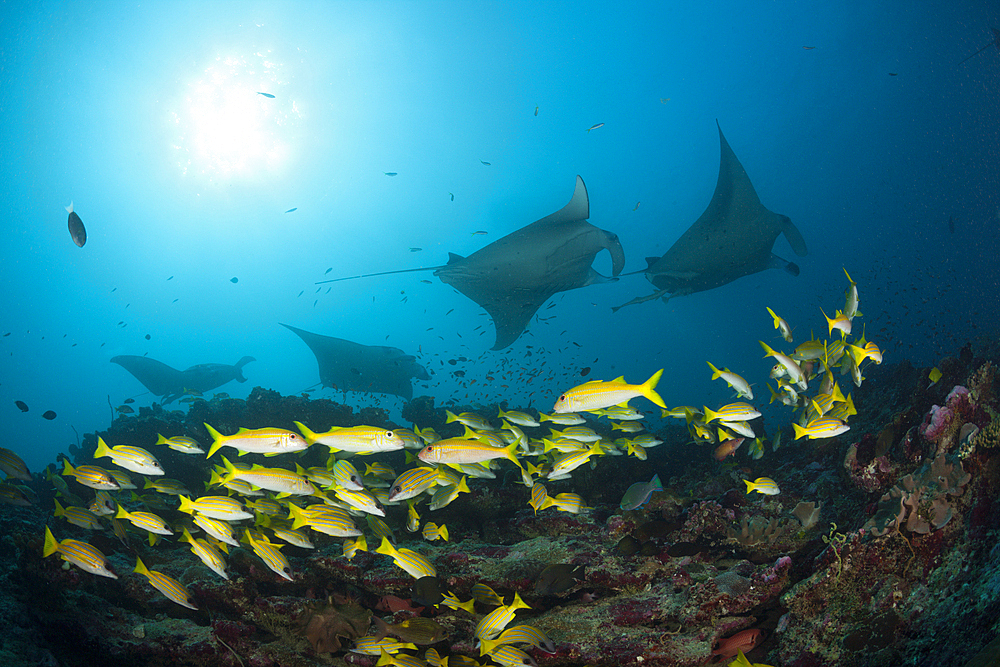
(765, 307, 793, 342)
(552, 369, 666, 413)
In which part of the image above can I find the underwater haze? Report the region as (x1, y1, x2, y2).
(1, 0, 998, 476)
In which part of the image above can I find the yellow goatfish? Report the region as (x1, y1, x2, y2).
(204, 423, 307, 459)
(553, 369, 666, 413)
(765, 307, 793, 342)
(43, 526, 117, 578)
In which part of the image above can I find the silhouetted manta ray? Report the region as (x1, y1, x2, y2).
(317, 176, 624, 349)
(613, 121, 807, 312)
(280, 324, 429, 400)
(110, 355, 255, 404)
(957, 28, 1000, 66)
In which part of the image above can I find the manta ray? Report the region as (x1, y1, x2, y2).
(317, 176, 624, 349)
(110, 355, 255, 404)
(613, 121, 807, 312)
(281, 324, 430, 400)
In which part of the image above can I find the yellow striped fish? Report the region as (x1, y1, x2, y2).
(498, 408, 540, 428)
(529, 483, 552, 513)
(547, 443, 603, 478)
(221, 457, 316, 496)
(108, 470, 137, 490)
(259, 516, 315, 549)
(247, 497, 284, 517)
(421, 522, 448, 541)
(548, 492, 585, 514)
(474, 592, 530, 640)
(193, 513, 240, 547)
(244, 531, 293, 581)
(417, 439, 521, 468)
(793, 417, 850, 440)
(208, 470, 263, 497)
(406, 499, 421, 533)
(441, 590, 476, 614)
(553, 369, 666, 414)
(155, 433, 205, 455)
(287, 503, 361, 537)
(205, 423, 307, 459)
(0, 447, 31, 481)
(178, 495, 253, 521)
(486, 644, 539, 667)
(115, 506, 173, 535)
(445, 410, 496, 431)
(472, 582, 505, 607)
(387, 467, 439, 502)
(335, 488, 385, 516)
(134, 557, 197, 609)
(180, 527, 228, 579)
(480, 624, 556, 654)
(62, 460, 119, 490)
(43, 527, 117, 578)
(375, 649, 425, 667)
(539, 412, 585, 425)
(350, 636, 417, 655)
(93, 438, 163, 475)
(142, 477, 191, 496)
(375, 536, 436, 578)
(428, 478, 470, 511)
(343, 534, 368, 560)
(703, 403, 761, 423)
(53, 499, 103, 530)
(90, 490, 117, 515)
(295, 422, 404, 453)
(330, 459, 364, 490)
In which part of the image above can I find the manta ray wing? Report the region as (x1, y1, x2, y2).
(110, 355, 187, 397)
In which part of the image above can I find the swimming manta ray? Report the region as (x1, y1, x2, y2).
(612, 121, 807, 312)
(317, 176, 624, 349)
(110, 355, 255, 404)
(280, 324, 429, 400)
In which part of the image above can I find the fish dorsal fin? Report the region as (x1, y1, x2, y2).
(612, 376, 626, 384)
(447, 252, 465, 265)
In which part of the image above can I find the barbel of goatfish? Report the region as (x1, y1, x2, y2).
(375, 536, 437, 578)
(474, 592, 531, 640)
(766, 307, 793, 343)
(43, 526, 116, 578)
(257, 92, 275, 98)
(134, 557, 197, 609)
(387, 466, 439, 502)
(586, 123, 605, 132)
(65, 202, 87, 247)
(221, 457, 316, 496)
(155, 434, 205, 455)
(744, 477, 780, 495)
(295, 421, 404, 453)
(418, 439, 521, 468)
(759, 343, 807, 390)
(480, 624, 556, 655)
(53, 499, 103, 530)
(553, 369, 666, 413)
(180, 527, 228, 579)
(115, 506, 174, 535)
(620, 474, 663, 510)
(842, 268, 861, 319)
(244, 531, 293, 581)
(422, 521, 448, 541)
(0, 447, 31, 481)
(792, 417, 850, 440)
(62, 460, 119, 491)
(707, 362, 754, 400)
(93, 438, 163, 476)
(178, 495, 253, 521)
(288, 503, 361, 537)
(204, 423, 307, 459)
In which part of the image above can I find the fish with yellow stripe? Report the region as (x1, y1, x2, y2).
(133, 557, 198, 609)
(243, 531, 293, 581)
(220, 457, 316, 496)
(115, 506, 174, 535)
(180, 527, 228, 580)
(422, 522, 449, 541)
(288, 503, 361, 537)
(474, 592, 531, 640)
(553, 369, 666, 413)
(53, 499, 103, 530)
(204, 423, 307, 459)
(62, 460, 119, 491)
(387, 467, 439, 502)
(479, 624, 556, 655)
(417, 438, 522, 469)
(0, 447, 31, 481)
(43, 526, 117, 578)
(375, 536, 437, 578)
(295, 422, 404, 453)
(93, 437, 164, 475)
(155, 434, 205, 455)
(178, 495, 254, 521)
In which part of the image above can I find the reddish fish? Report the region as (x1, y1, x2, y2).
(714, 437, 745, 461)
(711, 628, 763, 660)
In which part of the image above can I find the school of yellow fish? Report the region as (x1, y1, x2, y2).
(16, 268, 880, 665)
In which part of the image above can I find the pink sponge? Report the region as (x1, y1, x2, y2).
(920, 404, 953, 441)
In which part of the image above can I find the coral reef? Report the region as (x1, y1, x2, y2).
(864, 453, 971, 536)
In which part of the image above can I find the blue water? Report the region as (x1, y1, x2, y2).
(1, 1, 997, 474)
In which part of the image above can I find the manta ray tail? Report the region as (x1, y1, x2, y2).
(611, 287, 671, 313)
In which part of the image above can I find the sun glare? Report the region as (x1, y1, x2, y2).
(169, 51, 298, 183)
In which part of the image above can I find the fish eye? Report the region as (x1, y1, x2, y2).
(393, 485, 401, 494)
(426, 446, 433, 452)
(290, 434, 298, 440)
(559, 395, 566, 401)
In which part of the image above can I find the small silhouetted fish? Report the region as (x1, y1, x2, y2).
(144, 334, 151, 340)
(384, 172, 398, 176)
(535, 563, 585, 596)
(42, 410, 56, 420)
(298, 291, 304, 297)
(615, 535, 641, 557)
(172, 299, 178, 303)
(949, 216, 955, 233)
(257, 92, 275, 98)
(803, 46, 816, 49)
(65, 202, 87, 247)
(313, 300, 318, 307)
(411, 576, 445, 606)
(167, 276, 173, 281)
(581, 367, 591, 377)
(116, 405, 134, 414)
(14, 401, 28, 412)
(111, 287, 116, 292)
(480, 160, 491, 166)
(889, 72, 898, 76)
(446, 309, 454, 315)
(471, 231, 487, 236)
(454, 371, 466, 377)
(325, 268, 333, 274)
(410, 247, 422, 252)
(420, 279, 432, 284)
(534, 105, 539, 116)
(449, 193, 455, 201)
(123, 398, 135, 404)
(3, 332, 9, 337)
(230, 277, 238, 283)
(586, 123, 605, 133)
(285, 208, 297, 213)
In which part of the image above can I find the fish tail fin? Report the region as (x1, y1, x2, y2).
(61, 459, 74, 476)
(791, 423, 808, 440)
(178, 495, 195, 514)
(640, 369, 667, 409)
(180, 527, 194, 544)
(440, 524, 449, 541)
(651, 474, 663, 492)
(114, 505, 129, 520)
(53, 498, 65, 517)
(703, 406, 717, 422)
(94, 437, 111, 459)
(510, 591, 531, 611)
(479, 638, 499, 656)
(204, 423, 225, 458)
(503, 442, 523, 469)
(445, 410, 459, 424)
(293, 421, 318, 445)
(220, 456, 237, 482)
(743, 479, 755, 494)
(372, 615, 389, 640)
(65, 201, 73, 214)
(155, 434, 169, 445)
(43, 526, 60, 558)
(457, 476, 471, 494)
(375, 535, 396, 558)
(843, 267, 854, 284)
(759, 340, 775, 358)
(766, 306, 779, 327)
(134, 556, 151, 576)
(287, 503, 308, 529)
(707, 361, 722, 379)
